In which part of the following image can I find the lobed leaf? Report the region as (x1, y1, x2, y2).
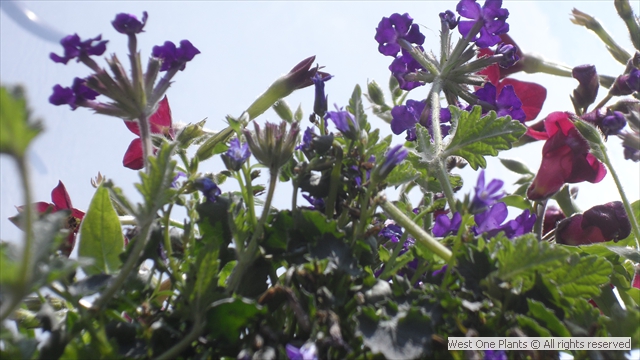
(0, 86, 41, 158)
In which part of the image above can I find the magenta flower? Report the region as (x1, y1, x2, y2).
(152, 40, 200, 72)
(555, 201, 631, 245)
(123, 96, 175, 170)
(526, 112, 607, 200)
(50, 34, 108, 64)
(456, 0, 510, 48)
(112, 11, 148, 34)
(10, 181, 85, 257)
(49, 77, 99, 110)
(375, 13, 425, 57)
(473, 83, 526, 122)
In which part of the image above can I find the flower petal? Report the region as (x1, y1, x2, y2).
(123, 138, 144, 170)
(51, 181, 73, 210)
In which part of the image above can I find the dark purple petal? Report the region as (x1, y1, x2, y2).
(177, 40, 200, 62)
(571, 65, 599, 109)
(49, 85, 75, 107)
(50, 33, 107, 64)
(470, 170, 504, 212)
(194, 178, 221, 203)
(153, 40, 199, 72)
(474, 202, 508, 234)
(556, 201, 631, 245)
(456, 0, 510, 48)
(325, 106, 358, 139)
(378, 144, 408, 178)
(433, 212, 462, 237)
(495, 43, 519, 68)
(457, 0, 482, 20)
(375, 13, 424, 57)
(112, 11, 148, 34)
(475, 82, 498, 104)
(312, 73, 332, 116)
(440, 10, 459, 30)
(71, 77, 99, 102)
(380, 223, 403, 243)
(600, 111, 627, 135)
(221, 138, 251, 171)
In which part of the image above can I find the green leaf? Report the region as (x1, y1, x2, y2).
(385, 160, 420, 186)
(347, 84, 367, 130)
(0, 86, 41, 157)
(499, 158, 533, 175)
(605, 245, 640, 263)
(547, 254, 611, 300)
(79, 186, 124, 275)
(501, 195, 533, 211)
(206, 297, 266, 345)
(444, 106, 526, 170)
(294, 103, 303, 122)
(134, 142, 177, 216)
(527, 299, 571, 337)
(272, 100, 293, 122)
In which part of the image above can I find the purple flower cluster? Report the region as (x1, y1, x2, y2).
(390, 100, 452, 141)
(49, 77, 100, 110)
(50, 34, 108, 64)
(112, 11, 148, 35)
(474, 202, 536, 239)
(457, 0, 510, 48)
(473, 83, 526, 122)
(152, 40, 201, 72)
(389, 47, 426, 91)
(375, 13, 425, 57)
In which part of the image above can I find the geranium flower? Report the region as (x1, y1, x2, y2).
(10, 181, 85, 257)
(555, 201, 631, 245)
(526, 112, 607, 200)
(123, 96, 175, 170)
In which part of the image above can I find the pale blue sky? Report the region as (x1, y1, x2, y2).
(1, 1, 639, 244)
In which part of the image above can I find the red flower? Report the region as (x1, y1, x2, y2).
(123, 96, 175, 169)
(478, 35, 547, 121)
(555, 201, 631, 246)
(10, 181, 85, 257)
(526, 112, 607, 200)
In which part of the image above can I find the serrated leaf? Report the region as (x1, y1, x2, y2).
(385, 160, 420, 187)
(605, 246, 640, 263)
(0, 86, 41, 157)
(347, 84, 367, 130)
(546, 253, 611, 300)
(134, 142, 178, 216)
(527, 299, 571, 337)
(79, 186, 124, 275)
(444, 106, 526, 170)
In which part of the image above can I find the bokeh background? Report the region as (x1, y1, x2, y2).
(2, 1, 639, 245)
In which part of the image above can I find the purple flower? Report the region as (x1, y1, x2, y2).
(432, 212, 462, 237)
(484, 349, 507, 360)
(296, 127, 315, 151)
(440, 10, 459, 30)
(571, 65, 599, 109)
(286, 343, 317, 360)
(50, 34, 108, 64)
(432, 265, 448, 277)
(389, 47, 426, 91)
(49, 77, 99, 110)
(325, 106, 359, 140)
(112, 11, 148, 35)
(302, 193, 325, 212)
(457, 0, 510, 48)
(474, 83, 526, 123)
(495, 43, 519, 68)
(474, 202, 536, 239)
(221, 138, 251, 171)
(379, 223, 403, 243)
(352, 155, 375, 187)
(375, 13, 426, 57)
(611, 68, 640, 95)
(171, 172, 187, 188)
(152, 40, 200, 72)
(194, 178, 221, 203)
(376, 144, 408, 180)
(600, 111, 627, 136)
(469, 170, 504, 212)
(624, 145, 640, 162)
(312, 73, 332, 116)
(390, 100, 451, 141)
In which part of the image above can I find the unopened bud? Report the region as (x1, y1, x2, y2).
(571, 64, 599, 110)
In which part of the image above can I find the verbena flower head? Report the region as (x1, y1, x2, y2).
(556, 201, 631, 245)
(389, 47, 426, 91)
(495, 43, 519, 68)
(375, 13, 425, 57)
(325, 106, 359, 140)
(112, 11, 148, 34)
(390, 100, 451, 141)
(194, 178, 221, 203)
(243, 121, 300, 171)
(440, 10, 459, 30)
(152, 40, 200, 72)
(50, 34, 108, 64)
(10, 181, 85, 257)
(432, 212, 462, 237)
(312, 73, 332, 116)
(469, 170, 504, 212)
(49, 77, 99, 110)
(526, 112, 607, 200)
(221, 138, 251, 172)
(123, 96, 174, 169)
(457, 0, 510, 48)
(474, 83, 526, 122)
(474, 202, 536, 239)
(571, 64, 599, 110)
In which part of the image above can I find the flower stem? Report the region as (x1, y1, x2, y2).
(241, 164, 257, 226)
(533, 200, 548, 241)
(600, 144, 640, 250)
(162, 205, 181, 284)
(137, 112, 153, 171)
(434, 161, 457, 211)
(325, 146, 343, 218)
(379, 195, 452, 262)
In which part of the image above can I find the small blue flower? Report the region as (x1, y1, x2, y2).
(469, 170, 504, 213)
(194, 178, 221, 203)
(221, 138, 251, 171)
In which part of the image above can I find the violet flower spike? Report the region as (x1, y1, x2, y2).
(456, 0, 510, 48)
(112, 11, 148, 35)
(375, 13, 425, 57)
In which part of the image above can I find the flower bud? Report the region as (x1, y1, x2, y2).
(243, 121, 300, 172)
(571, 64, 599, 110)
(495, 43, 519, 69)
(367, 80, 386, 107)
(542, 205, 565, 235)
(372, 144, 408, 182)
(600, 111, 627, 135)
(610, 68, 640, 96)
(439, 10, 458, 30)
